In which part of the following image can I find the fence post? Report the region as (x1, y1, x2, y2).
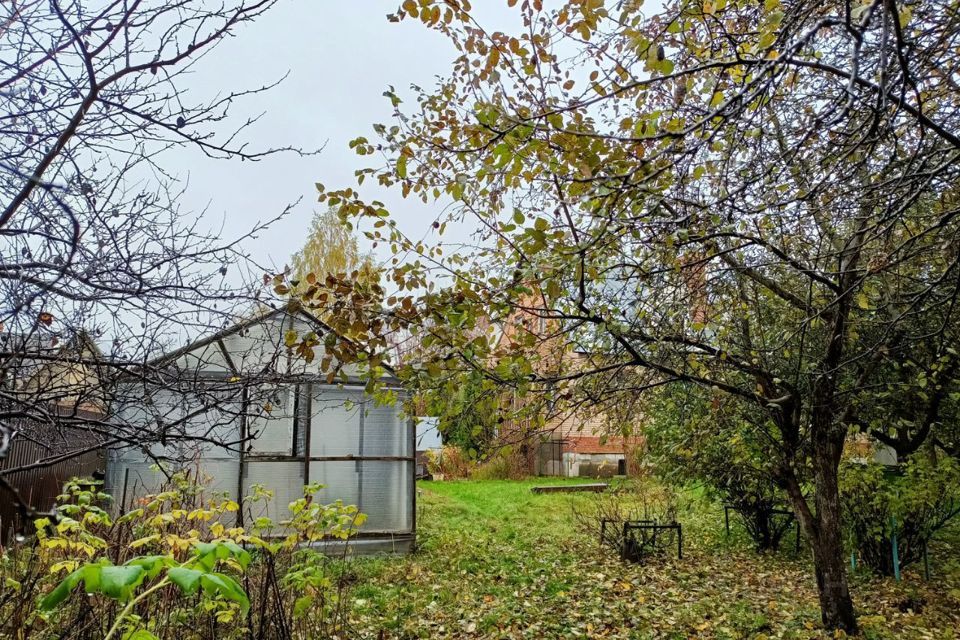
(620, 522, 629, 561)
(119, 467, 130, 516)
(891, 516, 901, 581)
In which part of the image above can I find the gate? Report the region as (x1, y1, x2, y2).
(536, 439, 564, 476)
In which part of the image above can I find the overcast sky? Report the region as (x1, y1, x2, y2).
(172, 1, 521, 283)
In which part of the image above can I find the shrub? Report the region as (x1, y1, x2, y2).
(840, 455, 960, 576)
(424, 445, 474, 479)
(646, 385, 798, 551)
(0, 471, 366, 639)
(572, 479, 681, 556)
(470, 448, 527, 480)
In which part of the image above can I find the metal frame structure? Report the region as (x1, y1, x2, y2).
(600, 518, 683, 562)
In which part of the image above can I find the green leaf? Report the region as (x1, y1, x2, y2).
(39, 568, 85, 611)
(100, 565, 146, 601)
(219, 541, 251, 570)
(293, 595, 314, 617)
(191, 540, 251, 572)
(200, 573, 250, 614)
(123, 631, 160, 640)
(167, 567, 203, 595)
(125, 556, 175, 581)
(80, 563, 105, 594)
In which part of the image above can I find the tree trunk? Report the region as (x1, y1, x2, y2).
(756, 508, 772, 550)
(785, 439, 859, 634)
(809, 463, 858, 634)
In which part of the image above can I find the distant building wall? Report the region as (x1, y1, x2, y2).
(562, 452, 624, 478)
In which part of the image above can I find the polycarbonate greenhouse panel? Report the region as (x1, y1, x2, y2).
(308, 460, 413, 533)
(219, 315, 366, 380)
(112, 385, 242, 460)
(196, 459, 241, 499)
(175, 341, 231, 373)
(352, 460, 413, 532)
(247, 386, 295, 455)
(105, 460, 161, 510)
(106, 457, 239, 513)
(242, 460, 304, 528)
(359, 400, 412, 457)
(308, 389, 363, 456)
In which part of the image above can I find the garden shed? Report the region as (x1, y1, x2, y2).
(105, 307, 415, 554)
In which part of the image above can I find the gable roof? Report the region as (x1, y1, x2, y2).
(147, 304, 332, 368)
(148, 304, 398, 381)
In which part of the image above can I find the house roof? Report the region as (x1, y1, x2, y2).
(564, 435, 639, 455)
(1, 329, 109, 417)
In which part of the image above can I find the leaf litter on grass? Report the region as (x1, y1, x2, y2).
(347, 480, 960, 639)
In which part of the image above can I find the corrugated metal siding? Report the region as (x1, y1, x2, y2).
(1, 435, 104, 544)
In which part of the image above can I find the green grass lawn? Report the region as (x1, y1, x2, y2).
(347, 479, 960, 639)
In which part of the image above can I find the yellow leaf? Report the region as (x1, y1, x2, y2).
(130, 534, 160, 549)
(49, 560, 78, 574)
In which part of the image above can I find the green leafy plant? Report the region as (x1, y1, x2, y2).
(841, 455, 960, 576)
(40, 540, 250, 640)
(1, 471, 367, 639)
